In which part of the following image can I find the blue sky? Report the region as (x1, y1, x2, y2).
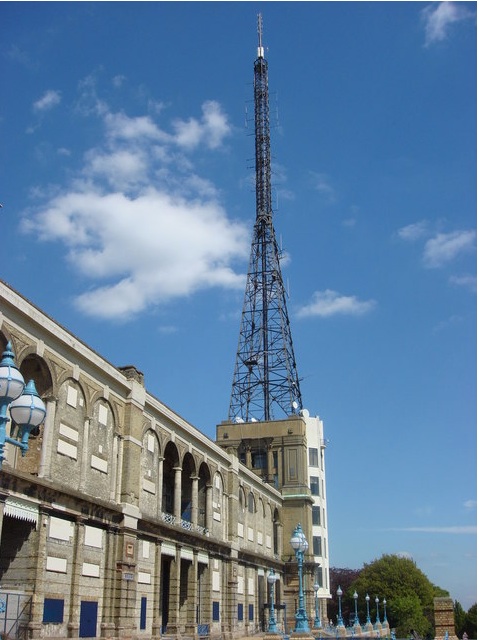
(1, 1, 476, 609)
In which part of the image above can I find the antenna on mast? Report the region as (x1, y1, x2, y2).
(257, 13, 264, 58)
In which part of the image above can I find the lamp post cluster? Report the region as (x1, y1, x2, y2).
(0, 342, 46, 469)
(288, 523, 390, 636)
(341, 591, 388, 629)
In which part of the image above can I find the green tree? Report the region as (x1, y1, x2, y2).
(347, 554, 439, 637)
(455, 601, 467, 637)
(464, 603, 477, 639)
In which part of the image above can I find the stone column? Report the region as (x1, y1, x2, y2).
(38, 396, 56, 478)
(115, 436, 124, 503)
(223, 558, 238, 639)
(109, 435, 119, 502)
(205, 484, 213, 534)
(158, 456, 164, 515)
(26, 506, 50, 639)
(267, 443, 274, 483)
(164, 547, 181, 636)
(151, 540, 163, 639)
(79, 418, 91, 493)
(185, 555, 199, 637)
(174, 466, 182, 522)
(100, 525, 119, 638)
(115, 535, 137, 637)
(68, 517, 86, 638)
(191, 476, 199, 527)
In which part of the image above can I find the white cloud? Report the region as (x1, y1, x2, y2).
(21, 95, 248, 321)
(172, 100, 231, 150)
(422, 1, 474, 47)
(448, 274, 476, 291)
(391, 526, 476, 534)
(310, 171, 336, 203)
(33, 90, 61, 112)
(397, 223, 476, 272)
(112, 74, 126, 88)
(423, 230, 476, 268)
(104, 111, 168, 143)
(296, 289, 376, 318)
(397, 220, 429, 242)
(463, 500, 477, 511)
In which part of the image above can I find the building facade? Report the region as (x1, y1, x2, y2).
(0, 280, 329, 640)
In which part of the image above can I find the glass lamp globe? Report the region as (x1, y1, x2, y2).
(267, 569, 276, 585)
(0, 343, 25, 403)
(10, 379, 46, 446)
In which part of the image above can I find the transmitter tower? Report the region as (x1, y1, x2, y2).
(229, 15, 303, 423)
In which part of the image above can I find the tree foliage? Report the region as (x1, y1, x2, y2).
(330, 554, 451, 638)
(455, 601, 477, 639)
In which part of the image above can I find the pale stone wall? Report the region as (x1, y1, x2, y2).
(0, 280, 284, 640)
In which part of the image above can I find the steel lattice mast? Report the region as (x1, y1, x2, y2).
(228, 15, 303, 422)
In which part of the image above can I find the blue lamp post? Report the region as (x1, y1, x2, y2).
(375, 597, 380, 626)
(383, 599, 388, 625)
(0, 342, 46, 469)
(313, 582, 321, 628)
(290, 523, 310, 633)
(267, 568, 278, 633)
(336, 586, 344, 627)
(365, 594, 371, 624)
(353, 591, 360, 626)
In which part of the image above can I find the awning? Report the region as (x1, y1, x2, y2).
(4, 497, 39, 526)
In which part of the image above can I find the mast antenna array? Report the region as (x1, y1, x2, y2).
(228, 15, 303, 423)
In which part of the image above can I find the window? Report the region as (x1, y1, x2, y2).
(313, 536, 322, 556)
(312, 506, 321, 526)
(43, 599, 64, 623)
(248, 492, 255, 514)
(316, 567, 323, 588)
(309, 447, 318, 466)
(238, 603, 244, 621)
(252, 450, 266, 469)
(248, 604, 254, 621)
(212, 601, 220, 622)
(288, 449, 298, 480)
(140, 597, 147, 630)
(310, 476, 320, 496)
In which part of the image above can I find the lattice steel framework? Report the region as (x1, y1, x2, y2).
(228, 16, 303, 422)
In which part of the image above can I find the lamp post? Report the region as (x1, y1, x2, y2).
(267, 568, 278, 633)
(353, 591, 359, 626)
(375, 597, 380, 626)
(383, 599, 388, 625)
(290, 523, 310, 633)
(0, 342, 46, 469)
(313, 582, 321, 628)
(365, 594, 371, 624)
(336, 586, 344, 627)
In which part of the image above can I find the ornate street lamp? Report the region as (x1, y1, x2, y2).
(313, 582, 321, 628)
(375, 596, 380, 625)
(365, 594, 371, 624)
(0, 342, 46, 469)
(353, 591, 360, 626)
(267, 568, 278, 633)
(336, 586, 344, 627)
(383, 598, 388, 625)
(290, 523, 310, 633)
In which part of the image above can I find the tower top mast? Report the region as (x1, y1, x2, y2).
(257, 13, 264, 58)
(228, 16, 303, 423)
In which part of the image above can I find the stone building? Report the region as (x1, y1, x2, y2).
(0, 279, 329, 639)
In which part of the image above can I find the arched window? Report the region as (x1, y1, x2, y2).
(248, 492, 255, 514)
